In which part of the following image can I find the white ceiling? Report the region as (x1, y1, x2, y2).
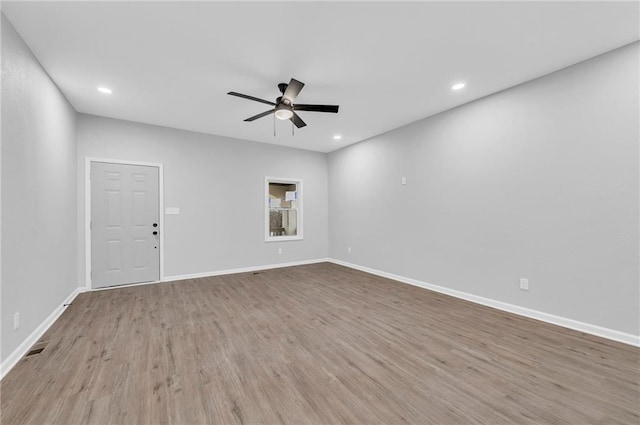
(2, 1, 638, 153)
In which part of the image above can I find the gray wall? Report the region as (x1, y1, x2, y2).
(328, 43, 639, 336)
(1, 14, 78, 361)
(76, 115, 328, 282)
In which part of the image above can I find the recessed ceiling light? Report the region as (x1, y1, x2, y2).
(333, 135, 342, 140)
(451, 82, 466, 91)
(97, 86, 112, 94)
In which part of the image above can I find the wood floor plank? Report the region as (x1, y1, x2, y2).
(1, 263, 638, 424)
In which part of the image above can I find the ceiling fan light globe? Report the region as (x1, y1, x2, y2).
(275, 108, 293, 120)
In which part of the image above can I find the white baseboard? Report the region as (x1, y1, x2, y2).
(164, 258, 330, 282)
(329, 258, 640, 347)
(1, 286, 87, 381)
(87, 258, 331, 292)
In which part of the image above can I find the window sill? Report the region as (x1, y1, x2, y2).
(265, 235, 303, 242)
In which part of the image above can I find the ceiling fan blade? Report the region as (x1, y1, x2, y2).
(244, 109, 275, 122)
(290, 112, 307, 128)
(228, 91, 275, 106)
(293, 104, 339, 113)
(282, 78, 305, 103)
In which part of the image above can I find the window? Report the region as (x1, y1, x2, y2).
(265, 177, 302, 241)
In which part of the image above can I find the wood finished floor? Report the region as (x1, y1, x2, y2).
(1, 263, 639, 424)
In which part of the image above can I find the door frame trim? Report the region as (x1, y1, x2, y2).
(85, 157, 165, 289)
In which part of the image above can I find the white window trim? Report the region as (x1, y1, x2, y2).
(265, 176, 303, 242)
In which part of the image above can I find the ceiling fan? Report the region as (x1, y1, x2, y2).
(227, 78, 339, 128)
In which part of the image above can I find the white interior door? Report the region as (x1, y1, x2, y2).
(91, 162, 160, 288)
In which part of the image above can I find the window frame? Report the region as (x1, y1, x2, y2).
(264, 176, 303, 242)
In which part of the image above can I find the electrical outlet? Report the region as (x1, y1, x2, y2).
(277, 247, 282, 255)
(347, 246, 352, 254)
(14, 312, 20, 330)
(520, 278, 529, 291)
(401, 177, 407, 185)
